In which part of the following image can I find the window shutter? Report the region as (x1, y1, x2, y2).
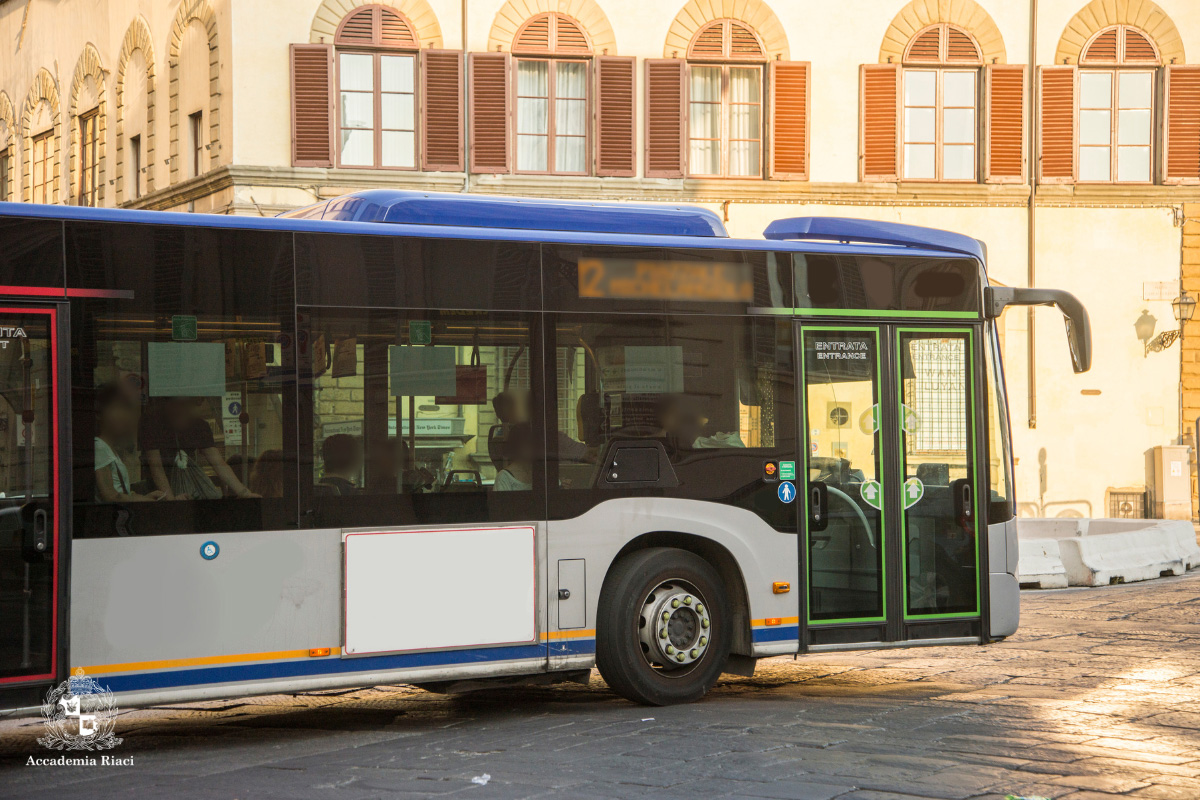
(644, 59, 685, 179)
(1038, 65, 1076, 183)
(769, 61, 809, 180)
(1165, 65, 1200, 184)
(595, 56, 635, 177)
(468, 52, 511, 173)
(421, 50, 464, 172)
(860, 63, 898, 181)
(290, 43, 334, 168)
(985, 64, 1025, 183)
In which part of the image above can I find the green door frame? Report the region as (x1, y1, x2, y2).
(796, 320, 985, 648)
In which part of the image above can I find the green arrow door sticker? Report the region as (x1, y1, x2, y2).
(901, 404, 921, 435)
(903, 477, 924, 509)
(859, 479, 883, 510)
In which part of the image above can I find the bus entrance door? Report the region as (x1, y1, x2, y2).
(797, 323, 982, 648)
(0, 305, 66, 710)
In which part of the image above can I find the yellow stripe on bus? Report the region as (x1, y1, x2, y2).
(542, 629, 596, 640)
(77, 647, 338, 676)
(750, 616, 800, 627)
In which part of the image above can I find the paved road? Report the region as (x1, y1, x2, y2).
(4, 573, 1200, 800)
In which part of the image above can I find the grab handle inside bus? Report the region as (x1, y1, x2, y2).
(984, 286, 1092, 374)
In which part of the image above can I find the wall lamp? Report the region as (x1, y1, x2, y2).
(1136, 290, 1197, 356)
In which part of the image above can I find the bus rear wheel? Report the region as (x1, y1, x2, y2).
(596, 547, 731, 706)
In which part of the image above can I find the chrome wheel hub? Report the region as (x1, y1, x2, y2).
(639, 581, 711, 670)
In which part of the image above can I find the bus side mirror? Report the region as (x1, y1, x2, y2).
(985, 286, 1092, 374)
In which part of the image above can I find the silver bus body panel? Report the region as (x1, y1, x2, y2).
(68, 498, 799, 708)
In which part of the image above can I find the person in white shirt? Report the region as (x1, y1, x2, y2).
(493, 422, 533, 492)
(94, 383, 164, 503)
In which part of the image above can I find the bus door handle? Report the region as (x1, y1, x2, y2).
(808, 481, 829, 532)
(952, 479, 973, 531)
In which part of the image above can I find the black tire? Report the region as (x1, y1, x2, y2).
(595, 547, 731, 706)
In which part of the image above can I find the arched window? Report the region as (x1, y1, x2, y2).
(335, 5, 420, 169)
(901, 24, 981, 181)
(686, 19, 766, 177)
(513, 12, 591, 174)
(1078, 25, 1159, 182)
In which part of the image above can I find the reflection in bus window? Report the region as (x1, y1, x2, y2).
(302, 308, 541, 528)
(67, 222, 297, 537)
(548, 315, 796, 530)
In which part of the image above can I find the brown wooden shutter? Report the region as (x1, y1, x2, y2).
(1165, 65, 1200, 184)
(860, 63, 898, 181)
(1038, 65, 1076, 182)
(644, 59, 685, 178)
(290, 43, 334, 167)
(769, 61, 809, 180)
(421, 50, 464, 171)
(595, 56, 635, 177)
(468, 52, 511, 173)
(985, 64, 1025, 183)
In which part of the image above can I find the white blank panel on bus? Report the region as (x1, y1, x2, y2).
(342, 526, 536, 656)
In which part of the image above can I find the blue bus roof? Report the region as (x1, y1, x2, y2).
(283, 189, 730, 238)
(0, 192, 985, 265)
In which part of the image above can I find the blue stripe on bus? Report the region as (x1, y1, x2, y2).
(100, 629, 796, 695)
(100, 643, 548, 694)
(752, 625, 800, 643)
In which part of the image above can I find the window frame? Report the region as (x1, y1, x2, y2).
(900, 67, 980, 183)
(188, 110, 204, 178)
(77, 108, 99, 206)
(129, 134, 143, 199)
(685, 61, 764, 179)
(513, 56, 591, 176)
(0, 146, 9, 202)
(335, 48, 419, 171)
(1077, 67, 1156, 185)
(31, 129, 53, 204)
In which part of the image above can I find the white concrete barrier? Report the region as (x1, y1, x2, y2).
(1017, 518, 1200, 589)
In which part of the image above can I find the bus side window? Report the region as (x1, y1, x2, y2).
(301, 308, 543, 529)
(67, 221, 298, 538)
(547, 314, 797, 531)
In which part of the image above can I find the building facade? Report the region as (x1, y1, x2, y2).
(1, 0, 1199, 519)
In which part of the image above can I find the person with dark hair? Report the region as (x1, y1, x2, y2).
(493, 422, 533, 492)
(249, 449, 285, 498)
(141, 396, 259, 500)
(94, 383, 164, 503)
(319, 433, 362, 496)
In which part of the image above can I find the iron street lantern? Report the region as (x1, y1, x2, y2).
(1141, 290, 1196, 356)
(1172, 290, 1196, 328)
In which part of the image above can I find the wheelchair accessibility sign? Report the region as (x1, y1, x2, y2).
(777, 481, 796, 504)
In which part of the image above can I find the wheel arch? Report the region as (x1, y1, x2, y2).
(606, 531, 754, 658)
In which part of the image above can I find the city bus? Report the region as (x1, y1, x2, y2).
(0, 190, 1089, 710)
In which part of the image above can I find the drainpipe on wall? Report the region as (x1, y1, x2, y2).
(1027, 0, 1038, 429)
(461, 0, 471, 193)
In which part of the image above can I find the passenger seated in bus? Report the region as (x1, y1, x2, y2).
(225, 453, 256, 494)
(493, 422, 533, 492)
(249, 449, 285, 498)
(318, 434, 361, 496)
(363, 436, 433, 494)
(140, 396, 259, 501)
(492, 388, 587, 463)
(654, 394, 746, 451)
(93, 383, 165, 503)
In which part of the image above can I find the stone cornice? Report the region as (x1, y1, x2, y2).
(123, 164, 1200, 213)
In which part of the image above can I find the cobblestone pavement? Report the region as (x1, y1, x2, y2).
(4, 573, 1200, 800)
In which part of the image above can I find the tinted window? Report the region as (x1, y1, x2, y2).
(301, 307, 543, 528)
(66, 222, 298, 537)
(0, 217, 62, 290)
(544, 244, 793, 315)
(296, 233, 541, 310)
(795, 254, 980, 314)
(547, 314, 796, 530)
